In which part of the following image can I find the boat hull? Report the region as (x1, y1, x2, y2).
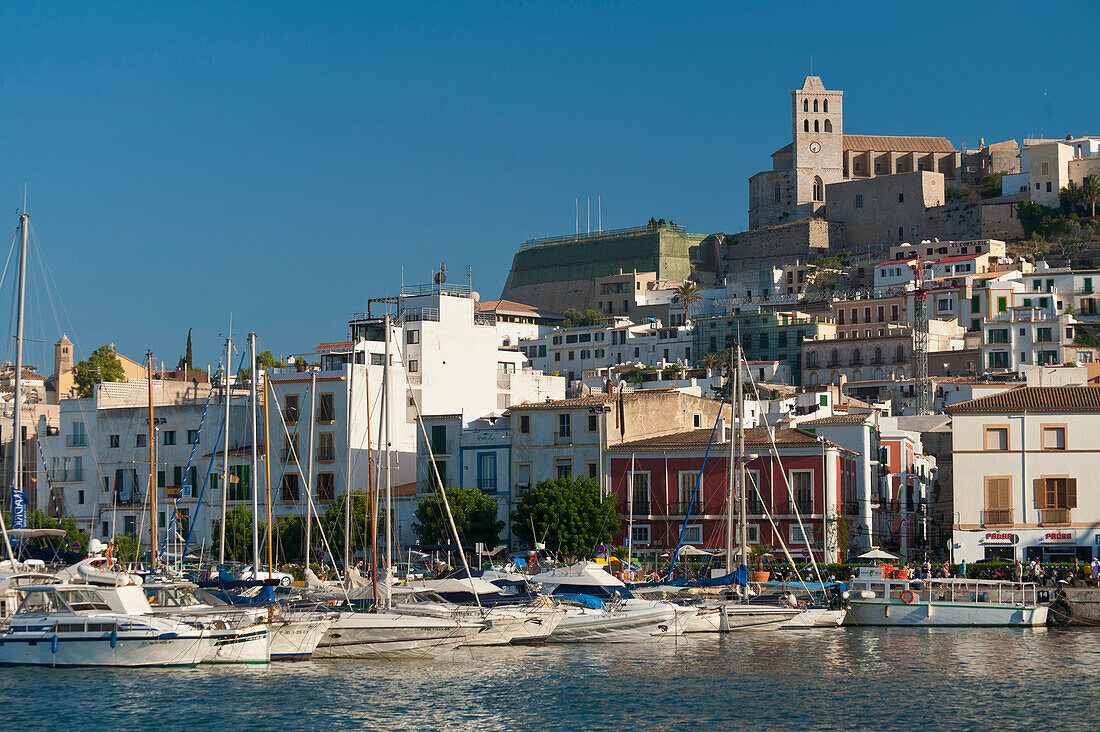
(313, 612, 466, 660)
(782, 608, 846, 628)
(550, 604, 676, 643)
(0, 632, 206, 667)
(721, 605, 801, 631)
(269, 618, 333, 661)
(845, 600, 1048, 627)
(200, 623, 270, 664)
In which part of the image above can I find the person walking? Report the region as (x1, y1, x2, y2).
(1014, 559, 1023, 583)
(958, 559, 967, 580)
(1092, 556, 1099, 586)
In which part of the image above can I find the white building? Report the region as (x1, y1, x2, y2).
(949, 385, 1100, 563)
(980, 306, 1077, 374)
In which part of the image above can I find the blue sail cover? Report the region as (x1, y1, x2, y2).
(632, 565, 749, 591)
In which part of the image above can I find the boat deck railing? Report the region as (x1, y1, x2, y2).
(855, 578, 1039, 607)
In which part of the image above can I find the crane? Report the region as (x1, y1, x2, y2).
(911, 259, 932, 414)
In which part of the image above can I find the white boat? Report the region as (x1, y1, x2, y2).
(268, 608, 335, 661)
(0, 583, 207, 667)
(782, 607, 846, 628)
(844, 566, 1048, 627)
(392, 579, 565, 646)
(551, 598, 678, 643)
(313, 611, 473, 660)
(141, 582, 271, 664)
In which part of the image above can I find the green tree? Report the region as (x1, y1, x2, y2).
(257, 350, 285, 369)
(275, 514, 304, 564)
(561, 308, 602, 328)
(1061, 180, 1082, 215)
(673, 280, 703, 321)
(413, 487, 504, 548)
(72, 344, 126, 398)
(1082, 174, 1100, 218)
(511, 475, 620, 557)
(975, 173, 1003, 199)
(211, 506, 266, 563)
(110, 534, 141, 562)
(317, 491, 378, 564)
(177, 328, 194, 370)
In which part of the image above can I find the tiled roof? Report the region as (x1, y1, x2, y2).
(314, 341, 352, 351)
(798, 414, 874, 426)
(478, 299, 560, 317)
(506, 391, 680, 412)
(608, 427, 849, 453)
(935, 253, 984, 263)
(843, 135, 956, 153)
(948, 386, 1100, 414)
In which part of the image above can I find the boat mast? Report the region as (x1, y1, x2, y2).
(264, 379, 273, 574)
(364, 352, 378, 607)
(1, 214, 29, 567)
(383, 313, 393, 598)
(249, 332, 259, 575)
(147, 351, 157, 570)
(219, 337, 231, 565)
(737, 345, 748, 570)
(725, 351, 737, 572)
(306, 371, 316, 570)
(344, 343, 354, 573)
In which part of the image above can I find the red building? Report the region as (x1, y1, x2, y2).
(607, 427, 856, 563)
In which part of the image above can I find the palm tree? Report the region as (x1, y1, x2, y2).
(1062, 180, 1082, 214)
(1082, 175, 1100, 218)
(699, 352, 721, 373)
(673, 280, 704, 323)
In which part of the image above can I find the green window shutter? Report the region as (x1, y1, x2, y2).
(970, 294, 980, 314)
(997, 297, 1007, 313)
(174, 466, 182, 486)
(157, 470, 165, 488)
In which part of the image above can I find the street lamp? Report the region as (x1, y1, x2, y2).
(588, 404, 613, 498)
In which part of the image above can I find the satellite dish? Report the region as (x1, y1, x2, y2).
(471, 291, 480, 302)
(434, 263, 446, 285)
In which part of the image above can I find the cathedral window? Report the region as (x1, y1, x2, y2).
(773, 182, 781, 203)
(814, 119, 819, 132)
(813, 99, 818, 112)
(803, 99, 808, 113)
(823, 99, 829, 113)
(824, 119, 832, 133)
(812, 176, 824, 202)
(804, 119, 809, 132)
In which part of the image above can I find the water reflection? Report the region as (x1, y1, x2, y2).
(1, 630, 1099, 730)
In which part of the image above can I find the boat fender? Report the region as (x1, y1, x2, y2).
(51, 635, 58, 654)
(841, 591, 851, 600)
(900, 589, 916, 604)
(859, 590, 876, 599)
(110, 629, 118, 648)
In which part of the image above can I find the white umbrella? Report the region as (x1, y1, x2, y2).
(677, 545, 715, 557)
(857, 548, 899, 561)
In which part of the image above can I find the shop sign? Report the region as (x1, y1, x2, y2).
(1041, 530, 1075, 544)
(1095, 534, 1100, 546)
(982, 532, 1018, 545)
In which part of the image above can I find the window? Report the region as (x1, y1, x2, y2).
(790, 524, 812, 545)
(431, 425, 447, 454)
(997, 296, 1007, 313)
(630, 472, 650, 514)
(804, 119, 809, 132)
(824, 119, 832, 133)
(745, 524, 761, 544)
(587, 414, 598, 432)
(318, 393, 335, 422)
(78, 489, 85, 505)
(515, 463, 532, 496)
(109, 434, 120, 448)
(823, 99, 828, 113)
(984, 426, 1009, 451)
(160, 430, 175, 446)
(813, 99, 818, 113)
(814, 119, 819, 132)
(555, 459, 572, 479)
(371, 353, 384, 366)
(406, 329, 420, 345)
(791, 470, 813, 513)
(408, 359, 418, 373)
(316, 472, 335, 501)
(568, 351, 574, 361)
(678, 471, 698, 511)
(587, 462, 598, 479)
(812, 176, 823, 202)
(519, 415, 530, 434)
(283, 394, 299, 424)
(803, 99, 808, 112)
(898, 193, 904, 204)
(281, 473, 299, 502)
(477, 453, 497, 492)
(187, 429, 200, 445)
(229, 464, 250, 501)
(683, 525, 703, 544)
(631, 525, 650, 545)
(317, 432, 335, 462)
(773, 182, 781, 203)
(283, 434, 299, 463)
(558, 413, 571, 438)
(1036, 477, 1077, 510)
(554, 352, 561, 362)
(1041, 425, 1066, 450)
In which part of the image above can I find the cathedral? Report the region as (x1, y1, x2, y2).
(748, 77, 960, 230)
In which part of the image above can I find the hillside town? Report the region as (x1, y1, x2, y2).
(12, 75, 1100, 575)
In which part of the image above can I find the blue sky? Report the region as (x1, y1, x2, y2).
(1, 1, 1096, 372)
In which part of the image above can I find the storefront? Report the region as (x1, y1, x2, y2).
(959, 529, 1100, 563)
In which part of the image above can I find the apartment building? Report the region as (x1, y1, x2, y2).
(980, 306, 1077, 374)
(949, 386, 1100, 563)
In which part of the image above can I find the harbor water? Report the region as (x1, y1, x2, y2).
(3, 628, 1098, 731)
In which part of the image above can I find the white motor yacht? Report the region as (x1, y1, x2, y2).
(141, 582, 271, 664)
(0, 583, 207, 667)
(313, 610, 476, 660)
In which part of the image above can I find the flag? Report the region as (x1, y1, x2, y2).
(11, 490, 27, 545)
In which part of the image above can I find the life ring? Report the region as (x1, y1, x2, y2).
(900, 589, 916, 604)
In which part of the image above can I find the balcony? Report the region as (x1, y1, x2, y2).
(49, 469, 84, 483)
(980, 509, 1012, 526)
(1039, 508, 1071, 525)
(631, 502, 651, 516)
(669, 500, 708, 515)
(66, 435, 87, 448)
